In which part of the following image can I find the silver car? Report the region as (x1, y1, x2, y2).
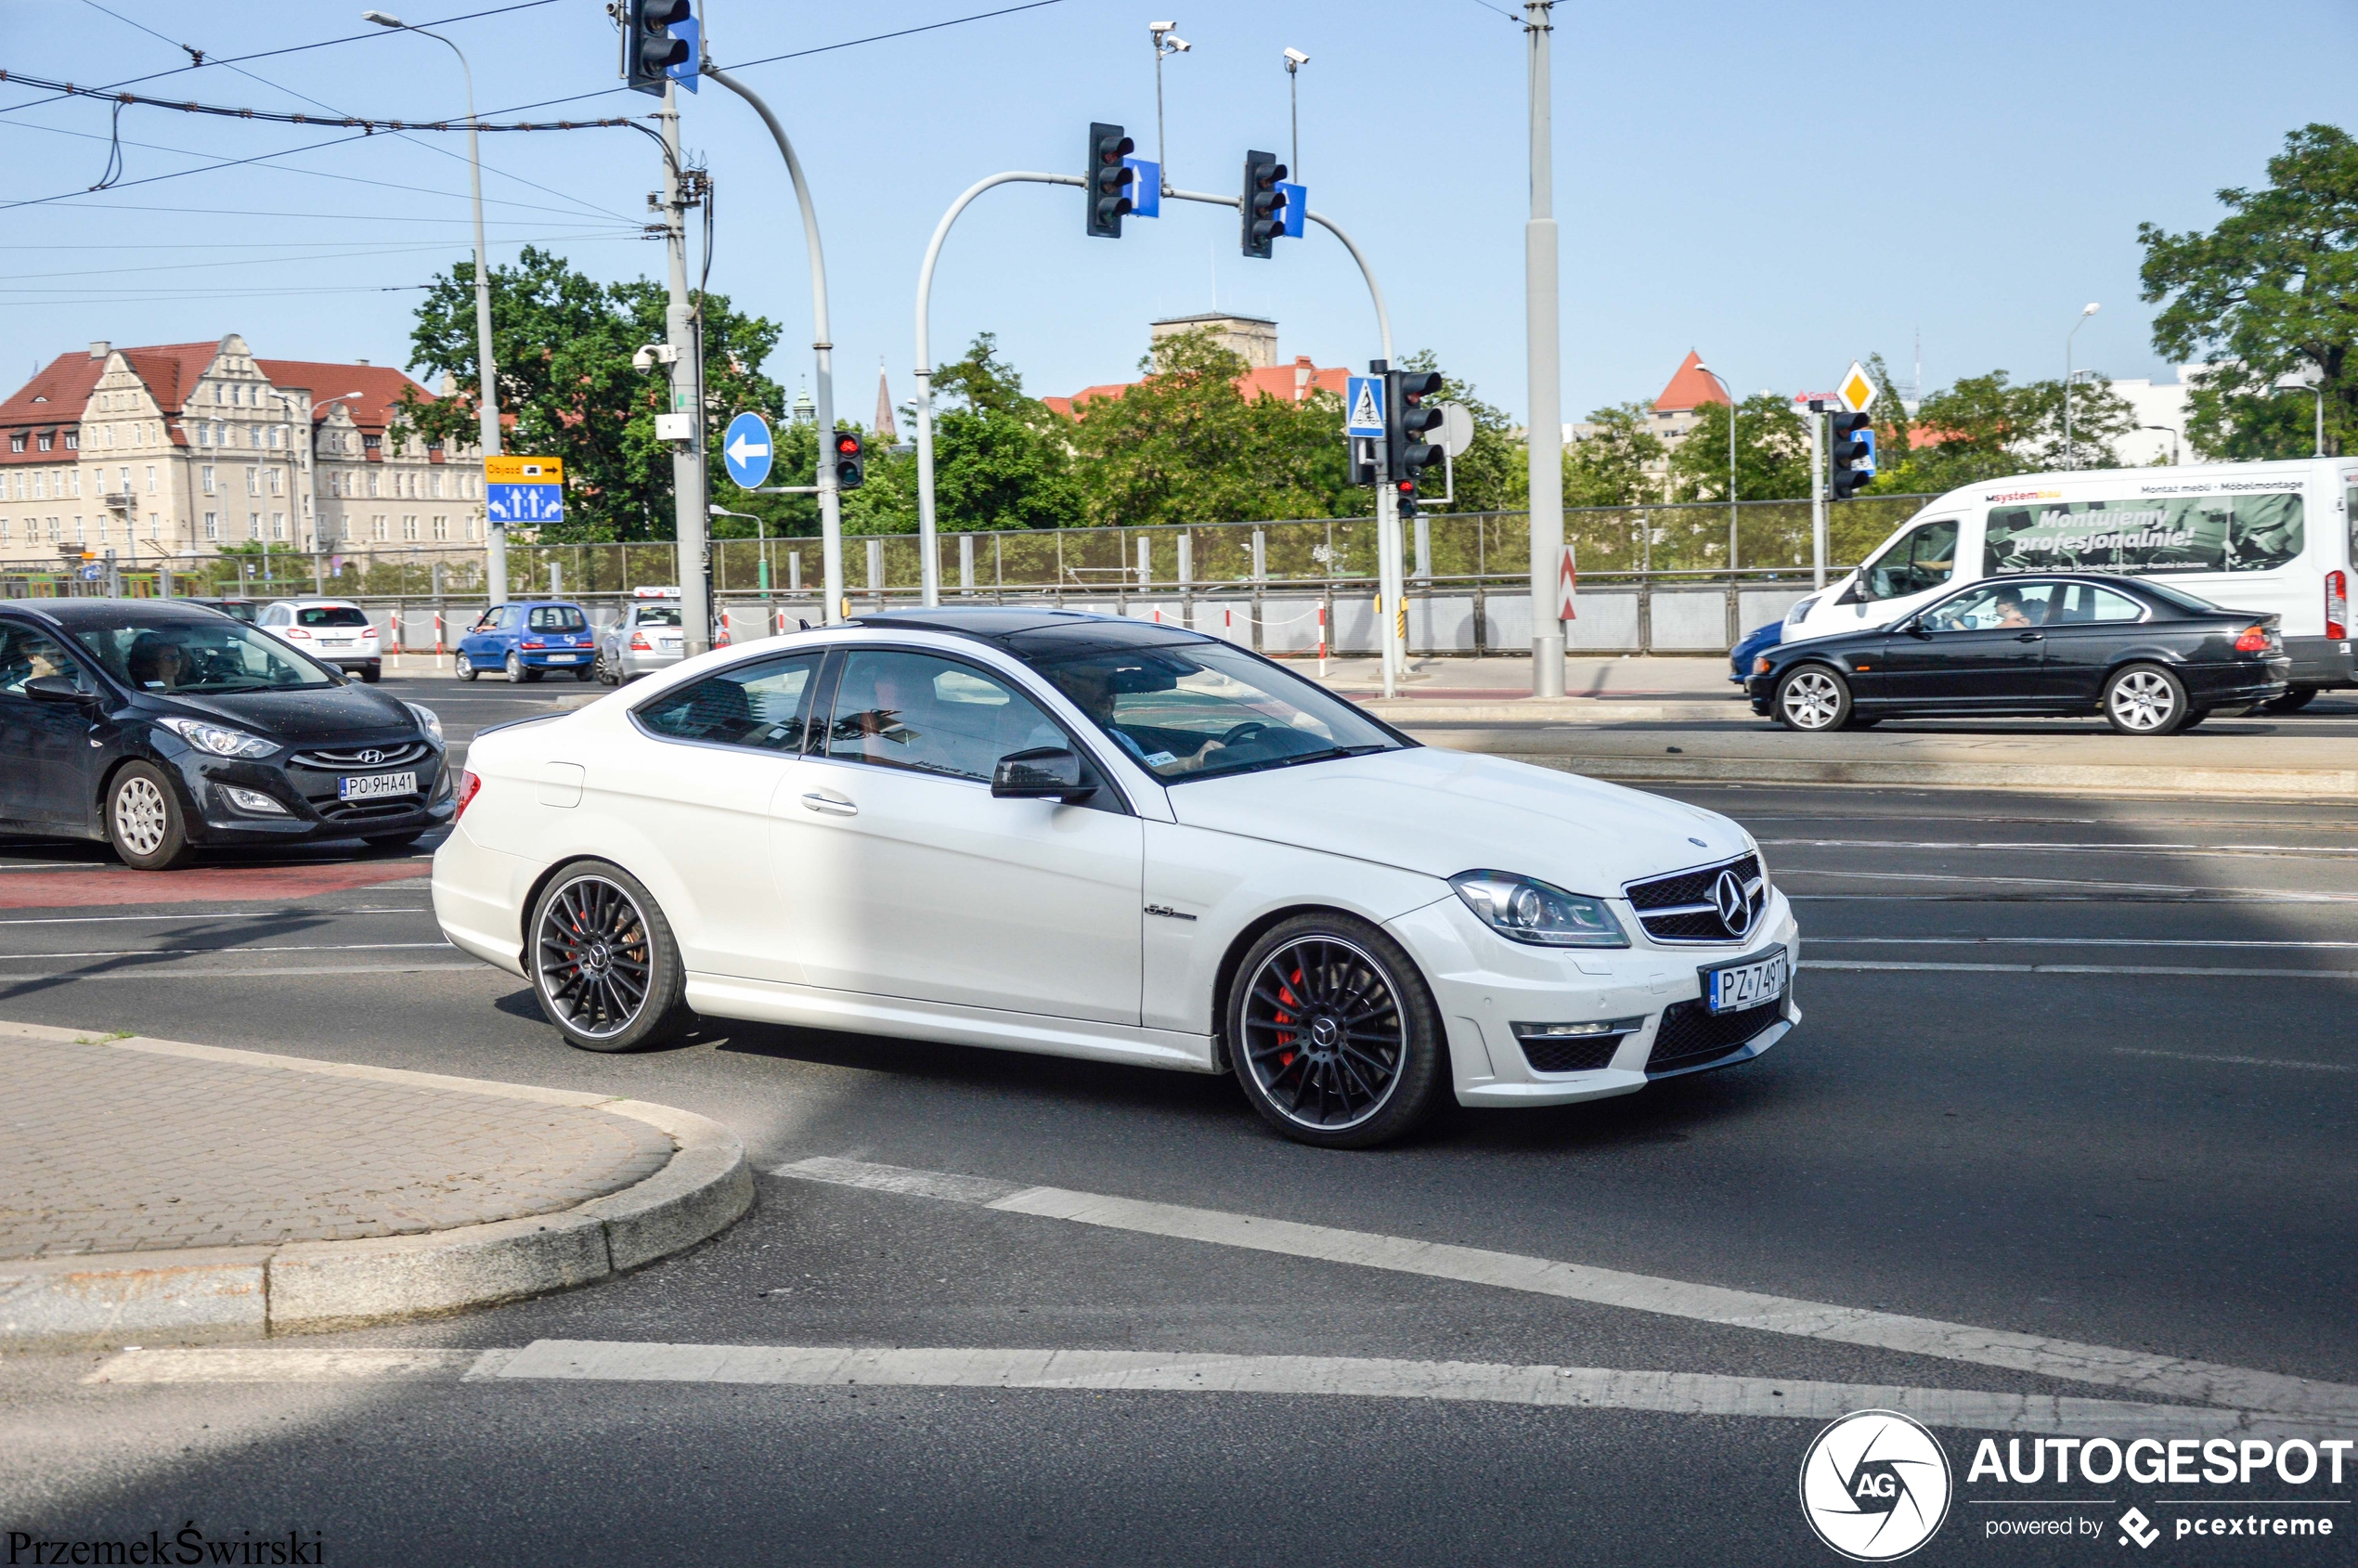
(595, 599, 686, 684)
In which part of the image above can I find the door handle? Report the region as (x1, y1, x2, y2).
(2015, 631, 2045, 641)
(800, 791, 858, 817)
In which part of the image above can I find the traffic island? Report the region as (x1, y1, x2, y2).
(0, 1021, 752, 1349)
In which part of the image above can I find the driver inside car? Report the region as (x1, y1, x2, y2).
(1044, 661, 1240, 775)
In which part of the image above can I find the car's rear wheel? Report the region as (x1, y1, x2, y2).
(572, 666, 593, 681)
(2104, 663, 2190, 735)
(1226, 914, 1445, 1149)
(455, 652, 479, 682)
(359, 665, 382, 684)
(596, 650, 620, 686)
(106, 761, 196, 871)
(528, 862, 693, 1053)
(2263, 686, 2318, 714)
(1774, 665, 1852, 732)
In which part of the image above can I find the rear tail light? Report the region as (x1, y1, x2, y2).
(630, 633, 652, 652)
(284, 627, 311, 639)
(453, 770, 482, 820)
(2328, 571, 2348, 641)
(361, 625, 379, 639)
(2235, 623, 2273, 653)
(521, 639, 545, 650)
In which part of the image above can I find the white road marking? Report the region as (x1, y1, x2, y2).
(77, 1341, 2354, 1440)
(1778, 869, 2358, 901)
(774, 1157, 2358, 1422)
(2114, 1048, 2355, 1075)
(1808, 960, 2358, 979)
(1763, 839, 2358, 859)
(0, 908, 429, 927)
(0, 942, 454, 961)
(0, 963, 483, 980)
(1815, 937, 2358, 950)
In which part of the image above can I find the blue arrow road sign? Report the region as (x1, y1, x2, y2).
(486, 484, 564, 525)
(1122, 157, 1160, 218)
(1276, 181, 1305, 240)
(1345, 375, 1385, 437)
(723, 411, 773, 489)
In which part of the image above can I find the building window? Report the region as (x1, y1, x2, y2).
(6, 434, 19, 453)
(72, 517, 84, 543)
(246, 468, 258, 497)
(117, 467, 130, 494)
(145, 465, 155, 494)
(270, 512, 284, 540)
(431, 472, 444, 499)
(248, 512, 261, 540)
(63, 432, 77, 450)
(368, 472, 381, 499)
(268, 469, 282, 497)
(201, 465, 215, 495)
(402, 515, 418, 541)
(0, 517, 8, 543)
(432, 514, 448, 540)
(148, 512, 160, 541)
(203, 512, 218, 540)
(36, 433, 51, 452)
(45, 516, 59, 542)
(371, 515, 387, 541)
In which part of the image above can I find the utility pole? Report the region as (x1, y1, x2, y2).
(1523, 1, 1563, 698)
(660, 80, 712, 655)
(1807, 400, 1828, 590)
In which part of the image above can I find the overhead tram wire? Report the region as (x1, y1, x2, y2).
(0, 69, 645, 135)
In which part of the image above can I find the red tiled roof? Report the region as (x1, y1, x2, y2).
(1653, 350, 1729, 413)
(1046, 356, 1349, 418)
(253, 358, 431, 433)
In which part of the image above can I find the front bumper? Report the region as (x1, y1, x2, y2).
(1389, 889, 1801, 1108)
(162, 738, 456, 844)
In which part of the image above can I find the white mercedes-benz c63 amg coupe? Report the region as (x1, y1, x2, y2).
(433, 607, 1799, 1148)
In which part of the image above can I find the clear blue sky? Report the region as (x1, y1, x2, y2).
(2, 1, 2350, 424)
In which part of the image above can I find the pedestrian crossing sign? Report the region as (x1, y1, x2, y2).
(1345, 375, 1385, 436)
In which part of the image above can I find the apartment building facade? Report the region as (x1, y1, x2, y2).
(0, 333, 486, 563)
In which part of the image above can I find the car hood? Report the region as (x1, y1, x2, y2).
(144, 683, 421, 743)
(1165, 746, 1752, 896)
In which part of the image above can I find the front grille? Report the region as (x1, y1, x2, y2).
(1645, 996, 1784, 1076)
(289, 742, 430, 770)
(1520, 1032, 1629, 1074)
(1624, 853, 1767, 944)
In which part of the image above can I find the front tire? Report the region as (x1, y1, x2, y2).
(2104, 663, 2190, 735)
(1774, 665, 1853, 732)
(1226, 913, 1445, 1149)
(456, 653, 479, 682)
(596, 650, 620, 687)
(2263, 686, 2318, 714)
(106, 761, 196, 871)
(528, 861, 694, 1053)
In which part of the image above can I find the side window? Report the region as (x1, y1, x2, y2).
(2052, 585, 2146, 625)
(0, 624, 88, 696)
(1859, 519, 1961, 602)
(636, 652, 821, 752)
(825, 650, 1067, 783)
(1920, 581, 2057, 632)
(2088, 588, 2144, 622)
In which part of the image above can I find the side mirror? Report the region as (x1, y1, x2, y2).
(1833, 580, 1864, 606)
(991, 746, 1095, 805)
(23, 675, 93, 705)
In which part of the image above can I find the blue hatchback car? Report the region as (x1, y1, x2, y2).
(456, 600, 599, 684)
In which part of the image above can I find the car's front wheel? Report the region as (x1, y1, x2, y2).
(455, 652, 479, 682)
(2105, 663, 2190, 735)
(595, 650, 620, 686)
(1774, 665, 1853, 732)
(106, 761, 196, 871)
(528, 861, 694, 1053)
(1226, 913, 1445, 1149)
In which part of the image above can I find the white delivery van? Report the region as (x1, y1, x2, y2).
(1781, 458, 2358, 705)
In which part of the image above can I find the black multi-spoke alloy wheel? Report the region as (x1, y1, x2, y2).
(528, 861, 693, 1053)
(1227, 913, 1444, 1148)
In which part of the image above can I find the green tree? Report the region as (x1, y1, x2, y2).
(1069, 329, 1348, 525)
(1667, 393, 1814, 501)
(398, 245, 786, 543)
(1868, 369, 2135, 493)
(2140, 123, 2358, 460)
(1392, 350, 1527, 513)
(1562, 401, 1664, 507)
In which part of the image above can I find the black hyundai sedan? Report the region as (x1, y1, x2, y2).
(0, 599, 452, 869)
(1745, 574, 2290, 735)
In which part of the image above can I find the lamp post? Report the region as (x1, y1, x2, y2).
(1523, 0, 1563, 698)
(2274, 369, 2327, 457)
(1149, 22, 1190, 193)
(2140, 423, 2181, 466)
(709, 502, 768, 591)
(1692, 362, 1737, 574)
(1282, 48, 1309, 175)
(364, 11, 503, 604)
(271, 388, 363, 569)
(2064, 302, 2098, 469)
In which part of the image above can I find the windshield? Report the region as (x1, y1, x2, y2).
(1024, 639, 1405, 784)
(74, 618, 337, 693)
(294, 605, 369, 628)
(634, 606, 682, 627)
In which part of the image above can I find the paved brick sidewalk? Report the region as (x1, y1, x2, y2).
(0, 1038, 673, 1260)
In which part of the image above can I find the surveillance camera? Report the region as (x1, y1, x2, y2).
(631, 345, 655, 371)
(1149, 19, 1175, 33)
(1168, 35, 1190, 51)
(1284, 47, 1310, 66)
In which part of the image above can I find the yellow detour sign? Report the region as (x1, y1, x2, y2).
(485, 456, 564, 484)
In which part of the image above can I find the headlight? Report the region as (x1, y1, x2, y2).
(1785, 596, 1820, 627)
(406, 702, 445, 745)
(1450, 870, 1629, 949)
(158, 715, 277, 759)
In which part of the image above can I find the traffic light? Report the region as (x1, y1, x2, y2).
(1241, 150, 1288, 259)
(1087, 124, 1135, 239)
(625, 0, 693, 97)
(832, 429, 864, 491)
(1828, 411, 1872, 499)
(1386, 369, 1445, 515)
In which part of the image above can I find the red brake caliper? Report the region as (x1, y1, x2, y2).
(1275, 967, 1302, 1069)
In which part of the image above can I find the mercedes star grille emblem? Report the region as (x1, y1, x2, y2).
(1712, 868, 1754, 939)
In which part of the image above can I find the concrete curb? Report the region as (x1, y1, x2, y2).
(0, 1021, 754, 1349)
(1471, 748, 2358, 800)
(1356, 700, 1672, 722)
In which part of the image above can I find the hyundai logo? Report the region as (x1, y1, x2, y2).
(356, 748, 384, 766)
(1712, 868, 1754, 939)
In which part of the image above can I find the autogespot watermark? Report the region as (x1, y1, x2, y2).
(1801, 1414, 2353, 1557)
(5, 1523, 325, 1565)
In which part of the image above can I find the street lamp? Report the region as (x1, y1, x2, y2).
(364, 10, 505, 605)
(270, 389, 363, 566)
(1149, 22, 1189, 193)
(1692, 362, 1738, 576)
(2064, 302, 2098, 469)
(2139, 423, 2181, 466)
(2274, 368, 2327, 457)
(710, 502, 769, 591)
(1282, 48, 1309, 176)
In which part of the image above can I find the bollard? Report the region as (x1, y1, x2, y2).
(1317, 604, 1328, 677)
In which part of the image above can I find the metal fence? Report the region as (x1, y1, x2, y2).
(0, 494, 1935, 657)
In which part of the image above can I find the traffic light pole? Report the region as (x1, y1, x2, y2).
(1808, 405, 1828, 590)
(704, 60, 845, 624)
(657, 82, 714, 656)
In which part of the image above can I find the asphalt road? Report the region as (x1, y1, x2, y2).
(1, 683, 2352, 1565)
